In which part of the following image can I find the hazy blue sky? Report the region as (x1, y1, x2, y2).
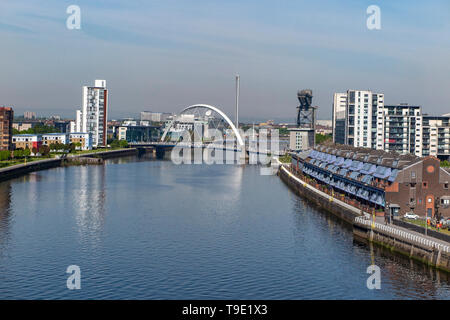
(1, 0, 450, 121)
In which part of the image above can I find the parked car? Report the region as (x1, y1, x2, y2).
(443, 218, 450, 230)
(404, 212, 419, 220)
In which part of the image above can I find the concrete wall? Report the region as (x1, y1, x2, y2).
(0, 148, 140, 182)
(0, 158, 62, 182)
(354, 219, 450, 273)
(279, 165, 362, 224)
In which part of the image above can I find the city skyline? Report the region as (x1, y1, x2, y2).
(1, 1, 450, 120)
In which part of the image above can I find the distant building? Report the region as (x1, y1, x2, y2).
(382, 104, 422, 156)
(289, 128, 315, 151)
(422, 115, 450, 159)
(54, 120, 71, 133)
(42, 133, 69, 146)
(289, 90, 316, 151)
(0, 107, 14, 150)
(24, 111, 36, 120)
(12, 134, 42, 151)
(332, 94, 450, 160)
(12, 132, 92, 151)
(12, 122, 34, 132)
(74, 80, 108, 147)
(69, 133, 92, 150)
(69, 121, 76, 133)
(140, 111, 172, 122)
(332, 90, 385, 149)
(316, 120, 332, 127)
(113, 124, 160, 143)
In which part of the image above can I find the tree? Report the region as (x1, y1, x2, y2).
(13, 149, 24, 158)
(0, 150, 10, 161)
(68, 143, 76, 152)
(110, 139, 120, 148)
(39, 145, 50, 156)
(32, 147, 38, 155)
(18, 124, 59, 134)
(279, 128, 289, 135)
(316, 134, 332, 144)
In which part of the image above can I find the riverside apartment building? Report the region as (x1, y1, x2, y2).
(73, 80, 108, 148)
(332, 91, 450, 160)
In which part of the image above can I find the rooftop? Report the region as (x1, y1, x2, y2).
(311, 142, 422, 170)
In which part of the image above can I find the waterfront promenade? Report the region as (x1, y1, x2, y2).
(0, 148, 138, 182)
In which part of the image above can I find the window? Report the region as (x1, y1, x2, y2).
(423, 181, 428, 188)
(411, 171, 416, 179)
(445, 183, 449, 189)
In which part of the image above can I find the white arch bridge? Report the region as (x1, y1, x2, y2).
(130, 103, 285, 158)
(160, 104, 244, 147)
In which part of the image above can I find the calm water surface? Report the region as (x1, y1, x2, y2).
(0, 155, 449, 299)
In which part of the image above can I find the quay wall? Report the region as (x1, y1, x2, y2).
(0, 148, 140, 182)
(354, 218, 450, 273)
(77, 148, 138, 159)
(278, 165, 362, 224)
(279, 165, 450, 273)
(0, 158, 63, 182)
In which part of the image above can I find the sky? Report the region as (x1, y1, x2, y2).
(0, 0, 450, 122)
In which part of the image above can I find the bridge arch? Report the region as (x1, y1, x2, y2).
(161, 104, 244, 147)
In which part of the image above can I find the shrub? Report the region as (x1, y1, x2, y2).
(0, 150, 10, 161)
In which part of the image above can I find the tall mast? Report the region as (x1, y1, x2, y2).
(235, 74, 240, 129)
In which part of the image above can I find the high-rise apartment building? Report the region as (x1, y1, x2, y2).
(332, 90, 384, 150)
(382, 104, 422, 157)
(0, 107, 14, 150)
(332, 91, 450, 160)
(24, 111, 36, 120)
(74, 80, 108, 147)
(422, 115, 450, 158)
(332, 93, 347, 145)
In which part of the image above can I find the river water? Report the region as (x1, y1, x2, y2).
(0, 155, 449, 299)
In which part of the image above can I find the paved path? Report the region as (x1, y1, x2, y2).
(374, 216, 450, 246)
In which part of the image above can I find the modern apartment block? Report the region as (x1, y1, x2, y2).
(332, 93, 347, 145)
(332, 91, 450, 160)
(0, 107, 14, 150)
(12, 134, 42, 151)
(422, 115, 450, 158)
(13, 133, 92, 151)
(74, 80, 108, 147)
(332, 90, 385, 150)
(42, 133, 70, 146)
(383, 104, 422, 157)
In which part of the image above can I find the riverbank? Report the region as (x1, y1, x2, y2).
(0, 148, 139, 182)
(278, 164, 450, 273)
(354, 217, 450, 273)
(278, 164, 363, 224)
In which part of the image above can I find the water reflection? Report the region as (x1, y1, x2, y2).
(0, 182, 12, 254)
(72, 165, 106, 245)
(365, 242, 450, 299)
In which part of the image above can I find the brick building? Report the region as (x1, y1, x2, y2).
(0, 107, 14, 150)
(290, 143, 450, 219)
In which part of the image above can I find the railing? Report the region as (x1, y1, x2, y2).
(354, 216, 450, 253)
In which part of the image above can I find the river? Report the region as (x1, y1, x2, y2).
(0, 155, 449, 299)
